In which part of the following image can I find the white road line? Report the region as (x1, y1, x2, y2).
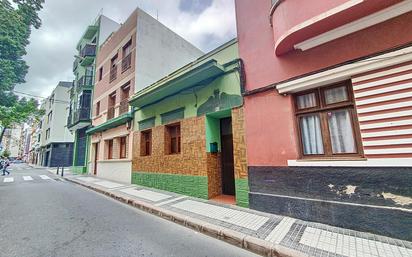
(3, 177, 14, 183)
(23, 176, 33, 181)
(39, 175, 52, 180)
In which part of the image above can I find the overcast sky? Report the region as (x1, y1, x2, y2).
(15, 0, 237, 98)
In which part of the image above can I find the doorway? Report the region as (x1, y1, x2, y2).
(93, 143, 99, 175)
(220, 117, 235, 196)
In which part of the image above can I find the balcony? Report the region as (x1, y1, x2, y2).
(81, 44, 96, 57)
(121, 54, 132, 73)
(77, 75, 94, 89)
(68, 107, 91, 130)
(119, 99, 129, 115)
(110, 65, 117, 82)
(107, 106, 115, 120)
(80, 44, 96, 66)
(73, 58, 79, 71)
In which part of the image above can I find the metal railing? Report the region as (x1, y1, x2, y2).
(73, 58, 79, 71)
(107, 106, 115, 120)
(121, 53, 132, 72)
(109, 65, 117, 82)
(78, 75, 94, 88)
(80, 44, 96, 57)
(74, 107, 91, 122)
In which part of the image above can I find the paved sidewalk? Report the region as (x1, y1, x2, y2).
(65, 174, 412, 257)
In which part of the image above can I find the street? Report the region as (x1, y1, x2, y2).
(0, 164, 259, 257)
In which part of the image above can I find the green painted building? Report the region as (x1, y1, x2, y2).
(67, 15, 120, 174)
(129, 39, 249, 207)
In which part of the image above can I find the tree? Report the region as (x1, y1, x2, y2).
(0, 0, 44, 144)
(0, 97, 44, 143)
(2, 149, 10, 158)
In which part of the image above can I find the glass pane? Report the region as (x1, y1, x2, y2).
(297, 93, 317, 109)
(324, 86, 348, 105)
(327, 110, 356, 154)
(300, 115, 324, 155)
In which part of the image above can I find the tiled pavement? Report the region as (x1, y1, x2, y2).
(67, 175, 412, 257)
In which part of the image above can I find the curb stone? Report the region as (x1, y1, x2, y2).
(64, 176, 300, 257)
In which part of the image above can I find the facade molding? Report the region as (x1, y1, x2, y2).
(294, 0, 412, 51)
(276, 46, 412, 94)
(287, 158, 412, 167)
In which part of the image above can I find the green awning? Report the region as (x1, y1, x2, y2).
(129, 59, 225, 108)
(86, 112, 133, 135)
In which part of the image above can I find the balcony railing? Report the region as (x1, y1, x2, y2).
(110, 65, 117, 82)
(80, 44, 96, 58)
(73, 58, 79, 71)
(107, 106, 115, 120)
(119, 99, 129, 115)
(77, 75, 94, 88)
(67, 113, 72, 127)
(121, 54, 132, 73)
(67, 107, 91, 127)
(74, 107, 91, 122)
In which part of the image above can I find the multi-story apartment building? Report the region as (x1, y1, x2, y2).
(86, 8, 203, 183)
(39, 81, 74, 167)
(235, 0, 412, 240)
(129, 39, 249, 206)
(67, 15, 120, 174)
(2, 125, 23, 158)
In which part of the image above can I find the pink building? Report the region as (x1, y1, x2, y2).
(235, 0, 412, 240)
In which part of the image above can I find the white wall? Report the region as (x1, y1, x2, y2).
(98, 15, 121, 47)
(40, 82, 74, 147)
(134, 8, 204, 92)
(96, 160, 131, 184)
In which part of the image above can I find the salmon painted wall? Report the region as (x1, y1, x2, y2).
(234, 0, 412, 166)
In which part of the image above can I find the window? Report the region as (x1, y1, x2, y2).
(95, 101, 100, 116)
(140, 130, 152, 156)
(110, 54, 118, 82)
(122, 39, 132, 72)
(98, 67, 103, 81)
(47, 111, 53, 124)
(45, 129, 50, 140)
(119, 137, 127, 159)
(107, 92, 116, 119)
(106, 139, 113, 159)
(294, 81, 362, 158)
(166, 123, 181, 154)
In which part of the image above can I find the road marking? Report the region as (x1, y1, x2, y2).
(3, 177, 14, 183)
(23, 176, 33, 181)
(39, 175, 51, 180)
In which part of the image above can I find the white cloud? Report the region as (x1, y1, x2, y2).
(15, 0, 237, 98)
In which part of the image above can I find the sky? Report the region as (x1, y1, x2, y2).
(14, 0, 237, 98)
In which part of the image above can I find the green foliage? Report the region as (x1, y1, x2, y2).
(2, 149, 11, 158)
(0, 97, 43, 128)
(0, 0, 44, 142)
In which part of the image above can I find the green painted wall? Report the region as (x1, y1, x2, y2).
(235, 178, 249, 208)
(132, 172, 209, 199)
(205, 116, 221, 152)
(133, 42, 242, 130)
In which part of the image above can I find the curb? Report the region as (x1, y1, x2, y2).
(64, 177, 308, 257)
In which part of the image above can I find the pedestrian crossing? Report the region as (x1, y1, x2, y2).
(1, 175, 56, 184)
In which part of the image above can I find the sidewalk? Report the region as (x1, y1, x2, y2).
(64, 174, 412, 257)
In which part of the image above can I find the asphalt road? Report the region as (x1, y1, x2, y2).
(0, 164, 259, 257)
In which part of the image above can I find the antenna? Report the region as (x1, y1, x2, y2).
(157, 9, 159, 20)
